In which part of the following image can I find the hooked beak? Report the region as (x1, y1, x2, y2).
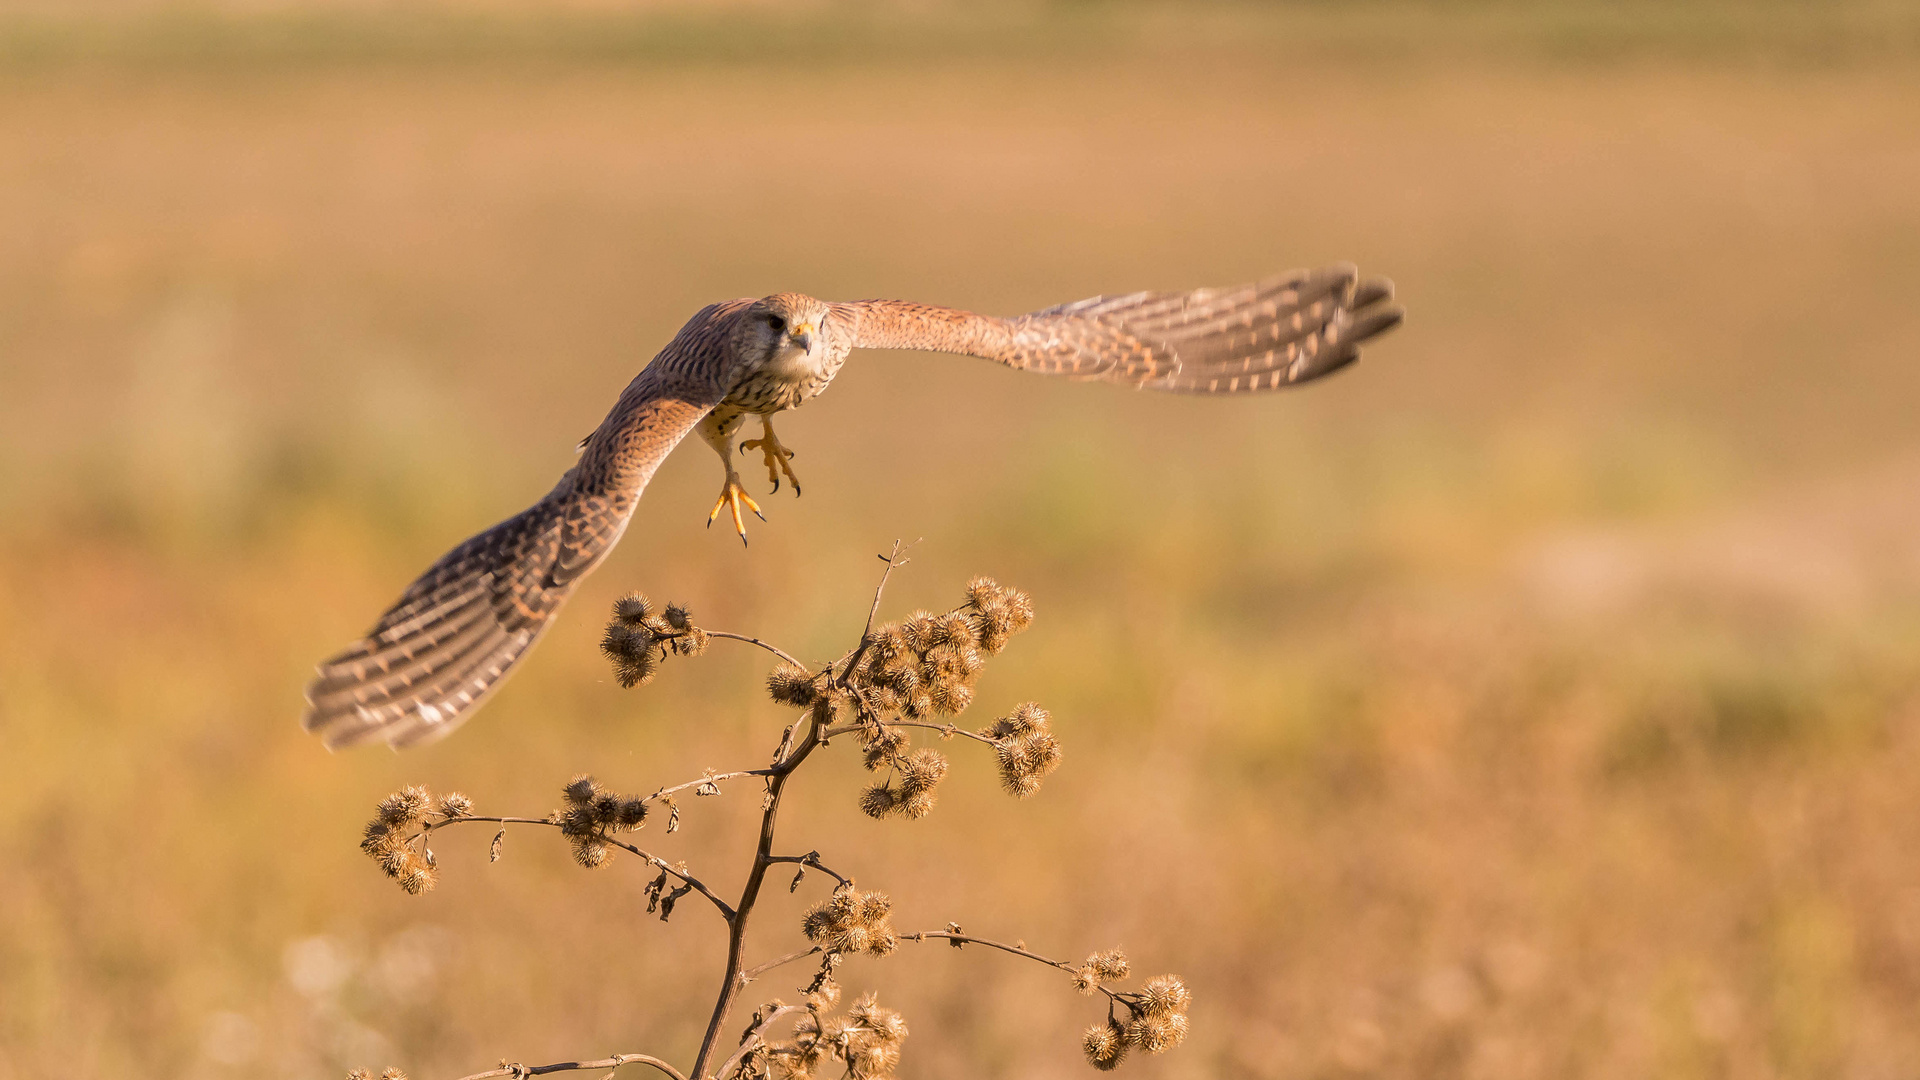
(790, 322, 814, 352)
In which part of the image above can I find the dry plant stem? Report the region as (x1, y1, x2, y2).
(739, 945, 823, 983)
(764, 853, 851, 887)
(690, 546, 911, 1080)
(712, 1004, 811, 1080)
(452, 1054, 686, 1080)
(645, 770, 775, 804)
(705, 631, 807, 671)
(907, 931, 1128, 1004)
(864, 540, 910, 637)
(822, 719, 998, 746)
(423, 816, 733, 919)
(604, 837, 735, 918)
(691, 717, 821, 1078)
(423, 815, 552, 831)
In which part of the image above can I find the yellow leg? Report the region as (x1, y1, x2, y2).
(740, 416, 803, 496)
(706, 475, 765, 545)
(697, 412, 767, 545)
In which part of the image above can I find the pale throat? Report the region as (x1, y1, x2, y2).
(765, 339, 820, 377)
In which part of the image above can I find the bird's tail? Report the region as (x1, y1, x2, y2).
(302, 487, 590, 750)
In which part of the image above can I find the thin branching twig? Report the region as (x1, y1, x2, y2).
(705, 631, 807, 671)
(349, 544, 1178, 1080)
(451, 1053, 685, 1080)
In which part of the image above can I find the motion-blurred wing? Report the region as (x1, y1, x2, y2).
(301, 392, 710, 750)
(837, 263, 1402, 393)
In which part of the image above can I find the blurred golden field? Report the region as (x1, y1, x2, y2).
(5, 3, 1920, 1077)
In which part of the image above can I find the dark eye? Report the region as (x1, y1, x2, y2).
(767, 315, 786, 333)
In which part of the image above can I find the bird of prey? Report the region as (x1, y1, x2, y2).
(302, 264, 1404, 749)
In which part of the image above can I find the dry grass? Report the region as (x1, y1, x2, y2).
(3, 5, 1920, 1078)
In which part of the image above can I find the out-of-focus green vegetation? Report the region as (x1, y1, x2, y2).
(3, 3, 1920, 1079)
(3, 1, 1920, 69)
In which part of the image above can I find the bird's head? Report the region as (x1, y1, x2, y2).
(738, 292, 830, 372)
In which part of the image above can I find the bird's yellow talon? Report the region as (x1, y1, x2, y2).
(741, 424, 803, 497)
(708, 477, 764, 544)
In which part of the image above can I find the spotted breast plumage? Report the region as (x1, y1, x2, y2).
(301, 264, 1405, 749)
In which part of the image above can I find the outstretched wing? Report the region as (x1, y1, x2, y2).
(301, 390, 713, 750)
(835, 263, 1402, 393)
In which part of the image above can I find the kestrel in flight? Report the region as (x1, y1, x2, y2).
(302, 264, 1404, 749)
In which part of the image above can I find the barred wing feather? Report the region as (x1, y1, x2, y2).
(841, 263, 1402, 393)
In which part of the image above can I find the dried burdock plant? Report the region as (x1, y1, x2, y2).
(345, 544, 1187, 1080)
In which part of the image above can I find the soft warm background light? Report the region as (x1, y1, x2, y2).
(3, 3, 1920, 1078)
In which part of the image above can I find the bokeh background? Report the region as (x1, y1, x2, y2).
(5, 2, 1920, 1077)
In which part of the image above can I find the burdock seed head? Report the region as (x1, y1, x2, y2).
(768, 664, 819, 708)
(869, 1007, 909, 1045)
(1123, 1013, 1187, 1055)
(563, 774, 601, 806)
(976, 622, 1010, 655)
(397, 864, 436, 895)
(855, 892, 891, 924)
(613, 795, 649, 830)
(963, 577, 1035, 653)
(995, 729, 1063, 797)
(858, 782, 899, 820)
(802, 888, 897, 957)
(376, 786, 432, 826)
(843, 993, 907, 1078)
(835, 924, 873, 955)
(898, 788, 937, 819)
(678, 625, 710, 655)
(362, 802, 439, 895)
(933, 611, 976, 649)
(897, 748, 949, 796)
(855, 720, 906, 757)
(1139, 975, 1191, 1018)
(866, 684, 903, 715)
(878, 657, 919, 696)
(927, 679, 974, 717)
(570, 835, 611, 869)
(919, 644, 969, 686)
(869, 622, 908, 660)
(999, 587, 1035, 631)
(965, 576, 1002, 610)
(902, 688, 935, 720)
(816, 1014, 851, 1046)
(847, 1043, 898, 1080)
(1089, 949, 1130, 982)
(802, 906, 836, 942)
(920, 645, 981, 716)
(602, 621, 652, 661)
(558, 802, 596, 837)
(981, 702, 1049, 740)
(900, 610, 941, 654)
(613, 593, 653, 625)
(864, 923, 900, 956)
(1083, 1021, 1127, 1071)
(601, 620, 659, 687)
(361, 820, 399, 858)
